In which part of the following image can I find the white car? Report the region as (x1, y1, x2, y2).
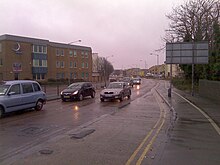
(100, 82, 131, 102)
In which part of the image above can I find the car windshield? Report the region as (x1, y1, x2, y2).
(0, 85, 10, 95)
(107, 83, 123, 89)
(68, 83, 83, 89)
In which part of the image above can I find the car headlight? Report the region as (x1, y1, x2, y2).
(73, 90, 78, 95)
(60, 91, 63, 95)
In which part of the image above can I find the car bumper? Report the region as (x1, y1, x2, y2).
(100, 94, 121, 100)
(61, 94, 78, 100)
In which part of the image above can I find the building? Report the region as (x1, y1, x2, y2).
(165, 64, 183, 78)
(0, 34, 92, 82)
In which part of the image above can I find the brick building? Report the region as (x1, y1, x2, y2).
(0, 34, 92, 82)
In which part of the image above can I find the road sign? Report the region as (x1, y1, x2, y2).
(166, 42, 209, 64)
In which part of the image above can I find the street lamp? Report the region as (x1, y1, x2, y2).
(68, 40, 81, 85)
(150, 53, 159, 75)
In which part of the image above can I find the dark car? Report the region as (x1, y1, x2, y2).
(122, 77, 133, 87)
(60, 82, 95, 101)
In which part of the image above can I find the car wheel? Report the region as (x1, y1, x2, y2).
(0, 106, 4, 118)
(128, 95, 131, 99)
(119, 94, 124, 102)
(91, 91, 95, 98)
(100, 98, 104, 102)
(79, 94, 83, 101)
(128, 91, 131, 99)
(62, 99, 66, 102)
(35, 100, 44, 111)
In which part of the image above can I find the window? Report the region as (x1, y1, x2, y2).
(56, 49, 60, 56)
(85, 52, 88, 58)
(33, 83, 41, 92)
(56, 61, 60, 68)
(33, 45, 47, 54)
(82, 62, 84, 68)
(69, 50, 73, 57)
(0, 43, 2, 52)
(42, 60, 47, 67)
(60, 61, 65, 68)
(70, 61, 73, 68)
(74, 51, 77, 57)
(33, 59, 39, 67)
(81, 72, 84, 78)
(56, 49, 64, 56)
(60, 50, 64, 56)
(74, 72, 77, 79)
(74, 62, 77, 68)
(85, 72, 89, 78)
(9, 84, 21, 95)
(22, 83, 34, 93)
(85, 62, 88, 68)
(81, 51, 84, 58)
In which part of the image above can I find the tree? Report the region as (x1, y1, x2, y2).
(165, 0, 220, 81)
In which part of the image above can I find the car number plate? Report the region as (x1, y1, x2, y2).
(64, 96, 70, 98)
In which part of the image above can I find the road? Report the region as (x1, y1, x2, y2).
(0, 79, 220, 165)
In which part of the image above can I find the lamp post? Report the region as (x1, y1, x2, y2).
(150, 53, 159, 75)
(104, 55, 113, 87)
(68, 40, 81, 85)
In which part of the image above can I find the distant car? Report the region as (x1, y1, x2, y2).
(0, 80, 46, 118)
(100, 82, 131, 102)
(122, 77, 133, 87)
(60, 82, 95, 101)
(132, 78, 141, 85)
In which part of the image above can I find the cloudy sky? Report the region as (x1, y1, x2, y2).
(0, 0, 185, 69)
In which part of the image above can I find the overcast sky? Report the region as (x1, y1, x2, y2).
(0, 0, 185, 69)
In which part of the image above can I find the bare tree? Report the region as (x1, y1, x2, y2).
(165, 0, 220, 43)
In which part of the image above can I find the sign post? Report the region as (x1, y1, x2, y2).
(166, 41, 209, 97)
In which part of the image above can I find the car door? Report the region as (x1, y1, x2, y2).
(83, 83, 90, 97)
(4, 83, 22, 112)
(21, 83, 36, 109)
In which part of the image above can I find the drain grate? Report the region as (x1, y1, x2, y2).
(70, 129, 95, 139)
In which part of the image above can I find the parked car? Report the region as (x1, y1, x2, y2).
(132, 77, 141, 85)
(0, 80, 46, 118)
(122, 77, 133, 87)
(60, 82, 96, 101)
(100, 82, 131, 102)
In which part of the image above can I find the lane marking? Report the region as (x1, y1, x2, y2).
(125, 89, 166, 165)
(125, 114, 161, 165)
(174, 91, 220, 136)
(136, 91, 166, 165)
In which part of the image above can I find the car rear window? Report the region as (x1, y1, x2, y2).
(33, 83, 41, 92)
(22, 83, 34, 93)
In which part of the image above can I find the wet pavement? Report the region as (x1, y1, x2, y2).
(147, 83, 220, 165)
(1, 80, 220, 165)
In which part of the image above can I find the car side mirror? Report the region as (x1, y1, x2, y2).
(8, 91, 16, 95)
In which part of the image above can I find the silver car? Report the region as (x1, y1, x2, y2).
(100, 82, 131, 102)
(0, 80, 46, 118)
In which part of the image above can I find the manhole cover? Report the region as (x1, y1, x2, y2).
(70, 129, 95, 139)
(39, 149, 53, 155)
